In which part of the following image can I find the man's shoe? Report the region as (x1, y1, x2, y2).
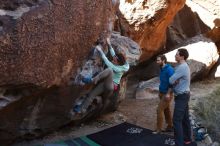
(184, 141, 197, 146)
(164, 127, 174, 132)
(152, 130, 161, 134)
(184, 141, 191, 145)
(73, 105, 82, 113)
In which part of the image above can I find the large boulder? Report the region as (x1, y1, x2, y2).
(115, 0, 186, 61)
(166, 4, 210, 49)
(0, 0, 119, 145)
(0, 33, 141, 146)
(0, 0, 116, 87)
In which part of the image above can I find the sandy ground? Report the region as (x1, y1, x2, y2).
(13, 78, 220, 146)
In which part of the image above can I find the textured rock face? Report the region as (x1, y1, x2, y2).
(0, 0, 117, 145)
(115, 0, 186, 61)
(0, 85, 80, 145)
(0, 0, 114, 87)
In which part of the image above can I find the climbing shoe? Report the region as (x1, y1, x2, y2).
(73, 104, 82, 113)
(82, 76, 93, 84)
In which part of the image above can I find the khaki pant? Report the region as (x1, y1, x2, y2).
(156, 92, 173, 131)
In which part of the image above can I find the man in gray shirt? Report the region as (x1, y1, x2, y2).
(169, 48, 192, 146)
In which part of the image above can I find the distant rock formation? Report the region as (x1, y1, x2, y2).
(166, 4, 210, 49)
(115, 0, 186, 61)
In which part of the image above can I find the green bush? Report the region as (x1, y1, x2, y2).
(195, 86, 220, 142)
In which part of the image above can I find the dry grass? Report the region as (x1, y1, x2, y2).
(194, 86, 220, 142)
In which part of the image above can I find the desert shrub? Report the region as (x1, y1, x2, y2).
(194, 86, 220, 142)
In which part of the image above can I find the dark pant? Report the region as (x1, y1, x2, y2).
(173, 93, 191, 146)
(81, 68, 114, 111)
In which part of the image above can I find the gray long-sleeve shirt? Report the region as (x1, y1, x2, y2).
(169, 62, 190, 95)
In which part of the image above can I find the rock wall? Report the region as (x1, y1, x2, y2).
(0, 0, 117, 145)
(0, 0, 115, 87)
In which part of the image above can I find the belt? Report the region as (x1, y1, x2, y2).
(175, 91, 190, 96)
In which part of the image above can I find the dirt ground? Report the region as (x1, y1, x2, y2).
(13, 78, 220, 146)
